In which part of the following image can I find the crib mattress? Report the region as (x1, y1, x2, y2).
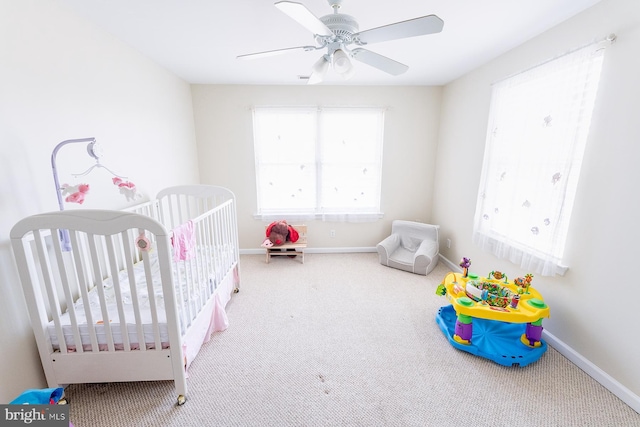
(48, 250, 220, 350)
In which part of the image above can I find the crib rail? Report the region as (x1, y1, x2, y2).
(158, 185, 239, 330)
(156, 185, 235, 229)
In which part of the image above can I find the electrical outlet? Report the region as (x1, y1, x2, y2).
(446, 238, 452, 249)
(330, 229, 336, 238)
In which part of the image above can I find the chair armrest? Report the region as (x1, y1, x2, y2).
(376, 234, 400, 264)
(413, 239, 439, 274)
(414, 239, 437, 263)
(421, 224, 440, 243)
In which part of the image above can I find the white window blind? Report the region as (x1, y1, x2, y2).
(473, 42, 606, 276)
(253, 106, 385, 222)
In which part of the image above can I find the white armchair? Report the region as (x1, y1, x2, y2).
(376, 220, 440, 275)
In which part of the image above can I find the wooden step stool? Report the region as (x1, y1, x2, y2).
(265, 224, 307, 264)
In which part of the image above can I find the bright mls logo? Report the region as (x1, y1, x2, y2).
(0, 405, 69, 426)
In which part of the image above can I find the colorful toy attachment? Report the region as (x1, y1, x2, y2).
(459, 257, 471, 277)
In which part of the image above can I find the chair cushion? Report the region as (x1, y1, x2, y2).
(389, 247, 415, 266)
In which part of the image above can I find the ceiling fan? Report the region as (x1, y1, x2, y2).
(237, 0, 444, 84)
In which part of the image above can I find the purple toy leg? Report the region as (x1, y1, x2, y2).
(524, 323, 543, 346)
(454, 318, 473, 344)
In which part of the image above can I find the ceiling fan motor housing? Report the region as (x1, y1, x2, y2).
(319, 13, 359, 44)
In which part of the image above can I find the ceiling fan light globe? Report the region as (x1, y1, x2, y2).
(332, 49, 352, 73)
(309, 56, 330, 84)
(312, 56, 330, 74)
(307, 74, 323, 85)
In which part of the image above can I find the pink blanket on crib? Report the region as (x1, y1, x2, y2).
(171, 220, 196, 261)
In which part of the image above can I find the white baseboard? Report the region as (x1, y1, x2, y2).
(241, 248, 267, 255)
(438, 254, 461, 272)
(437, 254, 640, 414)
(240, 247, 377, 255)
(542, 330, 640, 413)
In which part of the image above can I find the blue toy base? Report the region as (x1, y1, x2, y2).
(435, 304, 547, 367)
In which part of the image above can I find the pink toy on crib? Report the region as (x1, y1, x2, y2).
(61, 183, 90, 204)
(112, 177, 140, 201)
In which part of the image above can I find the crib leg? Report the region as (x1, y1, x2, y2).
(177, 395, 186, 406)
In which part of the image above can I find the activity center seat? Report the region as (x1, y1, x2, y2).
(265, 224, 307, 264)
(435, 268, 550, 367)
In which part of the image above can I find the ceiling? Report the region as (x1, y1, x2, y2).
(58, 0, 602, 86)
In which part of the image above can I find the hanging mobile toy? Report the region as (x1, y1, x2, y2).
(60, 183, 90, 204)
(113, 177, 141, 201)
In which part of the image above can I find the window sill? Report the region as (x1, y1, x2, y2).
(254, 212, 384, 223)
(472, 231, 569, 277)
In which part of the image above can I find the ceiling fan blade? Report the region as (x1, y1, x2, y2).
(275, 1, 333, 37)
(237, 45, 314, 60)
(351, 48, 408, 76)
(353, 15, 444, 45)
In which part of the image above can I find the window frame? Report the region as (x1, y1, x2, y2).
(252, 106, 385, 222)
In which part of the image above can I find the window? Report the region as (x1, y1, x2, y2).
(253, 106, 385, 222)
(473, 42, 606, 276)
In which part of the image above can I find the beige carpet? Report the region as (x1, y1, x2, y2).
(66, 253, 640, 426)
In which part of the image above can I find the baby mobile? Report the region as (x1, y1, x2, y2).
(52, 138, 143, 250)
(52, 137, 142, 209)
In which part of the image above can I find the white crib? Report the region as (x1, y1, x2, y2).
(10, 185, 240, 406)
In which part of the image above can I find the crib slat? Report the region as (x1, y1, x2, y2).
(33, 230, 68, 354)
(86, 233, 116, 352)
(216, 205, 225, 284)
(68, 231, 100, 352)
(141, 250, 163, 351)
(123, 229, 147, 352)
(207, 213, 216, 298)
(197, 213, 208, 301)
(176, 256, 191, 329)
(198, 216, 212, 302)
(105, 234, 131, 351)
(185, 255, 197, 322)
(50, 228, 85, 354)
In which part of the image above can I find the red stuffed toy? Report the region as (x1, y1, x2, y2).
(261, 220, 299, 248)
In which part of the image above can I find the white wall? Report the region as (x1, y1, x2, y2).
(191, 85, 442, 250)
(433, 0, 640, 401)
(0, 0, 199, 402)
